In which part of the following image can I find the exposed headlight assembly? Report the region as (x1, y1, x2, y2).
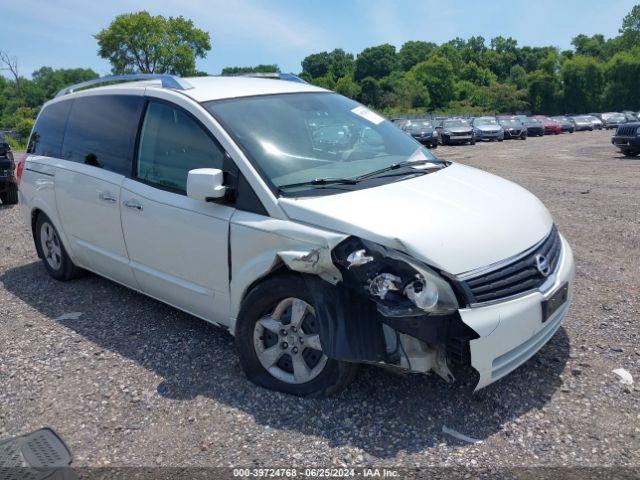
(332, 237, 459, 317)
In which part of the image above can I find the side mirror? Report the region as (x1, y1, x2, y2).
(186, 168, 226, 202)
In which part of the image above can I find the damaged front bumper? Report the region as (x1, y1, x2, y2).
(296, 230, 575, 391)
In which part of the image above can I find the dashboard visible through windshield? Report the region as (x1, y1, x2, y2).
(204, 93, 445, 196)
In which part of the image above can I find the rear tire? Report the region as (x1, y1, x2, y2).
(1, 184, 18, 205)
(34, 214, 85, 281)
(235, 274, 358, 397)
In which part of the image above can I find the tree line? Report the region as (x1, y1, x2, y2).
(2, 6, 640, 148)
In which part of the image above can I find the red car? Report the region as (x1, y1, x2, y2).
(531, 115, 563, 135)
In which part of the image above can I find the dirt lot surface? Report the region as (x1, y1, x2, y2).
(1, 129, 638, 471)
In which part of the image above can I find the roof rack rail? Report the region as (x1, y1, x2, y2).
(221, 72, 308, 84)
(55, 73, 194, 98)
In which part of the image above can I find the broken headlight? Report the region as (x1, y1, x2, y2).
(332, 237, 459, 317)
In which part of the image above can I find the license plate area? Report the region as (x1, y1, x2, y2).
(541, 283, 568, 323)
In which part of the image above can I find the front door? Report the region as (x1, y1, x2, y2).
(121, 100, 234, 322)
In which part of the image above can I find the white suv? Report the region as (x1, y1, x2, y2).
(17, 74, 575, 397)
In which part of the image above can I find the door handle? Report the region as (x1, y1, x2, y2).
(123, 199, 143, 211)
(98, 191, 117, 202)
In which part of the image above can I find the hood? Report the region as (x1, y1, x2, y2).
(408, 127, 434, 134)
(444, 126, 472, 133)
(476, 125, 502, 132)
(279, 163, 553, 275)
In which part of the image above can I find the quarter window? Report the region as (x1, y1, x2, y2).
(136, 101, 224, 192)
(27, 100, 73, 157)
(62, 95, 144, 176)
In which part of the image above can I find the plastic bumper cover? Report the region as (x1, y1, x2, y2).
(458, 234, 575, 390)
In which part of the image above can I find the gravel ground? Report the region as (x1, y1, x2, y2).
(0, 129, 638, 471)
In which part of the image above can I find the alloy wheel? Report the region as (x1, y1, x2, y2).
(253, 297, 328, 384)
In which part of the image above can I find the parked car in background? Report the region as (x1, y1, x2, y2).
(518, 117, 545, 137)
(439, 119, 475, 145)
(612, 122, 640, 156)
(391, 118, 407, 128)
(17, 74, 575, 396)
(531, 116, 563, 135)
(622, 111, 638, 122)
(0, 133, 18, 205)
(550, 116, 574, 133)
(569, 116, 595, 131)
(601, 112, 627, 129)
(585, 115, 603, 130)
(498, 117, 527, 140)
(401, 119, 439, 148)
(472, 117, 504, 142)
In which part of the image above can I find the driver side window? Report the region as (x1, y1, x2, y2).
(137, 101, 224, 192)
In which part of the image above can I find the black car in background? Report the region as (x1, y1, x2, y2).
(401, 118, 439, 148)
(612, 122, 640, 156)
(439, 119, 475, 145)
(0, 134, 18, 205)
(551, 116, 575, 133)
(498, 117, 528, 139)
(517, 116, 545, 136)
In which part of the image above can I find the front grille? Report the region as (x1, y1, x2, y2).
(616, 125, 637, 136)
(452, 132, 470, 136)
(459, 226, 562, 304)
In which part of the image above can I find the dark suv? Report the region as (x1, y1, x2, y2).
(0, 134, 18, 205)
(611, 123, 640, 157)
(401, 119, 438, 148)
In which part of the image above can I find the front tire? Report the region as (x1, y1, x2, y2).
(235, 274, 358, 397)
(34, 214, 84, 281)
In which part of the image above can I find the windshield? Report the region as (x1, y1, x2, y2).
(573, 116, 589, 122)
(473, 118, 497, 126)
(443, 119, 470, 128)
(525, 118, 540, 124)
(204, 93, 438, 192)
(499, 119, 521, 126)
(406, 120, 432, 129)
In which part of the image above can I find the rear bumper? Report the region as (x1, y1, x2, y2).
(459, 234, 575, 390)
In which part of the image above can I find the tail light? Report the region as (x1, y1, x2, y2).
(15, 153, 26, 184)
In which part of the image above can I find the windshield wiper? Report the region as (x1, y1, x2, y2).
(278, 177, 359, 191)
(355, 159, 443, 181)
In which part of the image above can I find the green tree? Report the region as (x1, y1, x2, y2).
(379, 72, 430, 110)
(527, 70, 560, 114)
(357, 77, 382, 107)
(31, 67, 99, 101)
(301, 49, 354, 80)
(603, 48, 640, 110)
(95, 11, 211, 76)
(561, 55, 604, 112)
(508, 65, 528, 89)
(408, 56, 455, 109)
(221, 65, 279, 75)
(354, 44, 397, 81)
(398, 40, 436, 71)
(460, 62, 496, 86)
(334, 75, 361, 99)
(619, 5, 640, 49)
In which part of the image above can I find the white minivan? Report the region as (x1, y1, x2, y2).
(17, 74, 575, 397)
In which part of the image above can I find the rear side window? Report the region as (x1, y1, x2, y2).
(136, 101, 225, 192)
(62, 95, 144, 176)
(27, 100, 73, 157)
